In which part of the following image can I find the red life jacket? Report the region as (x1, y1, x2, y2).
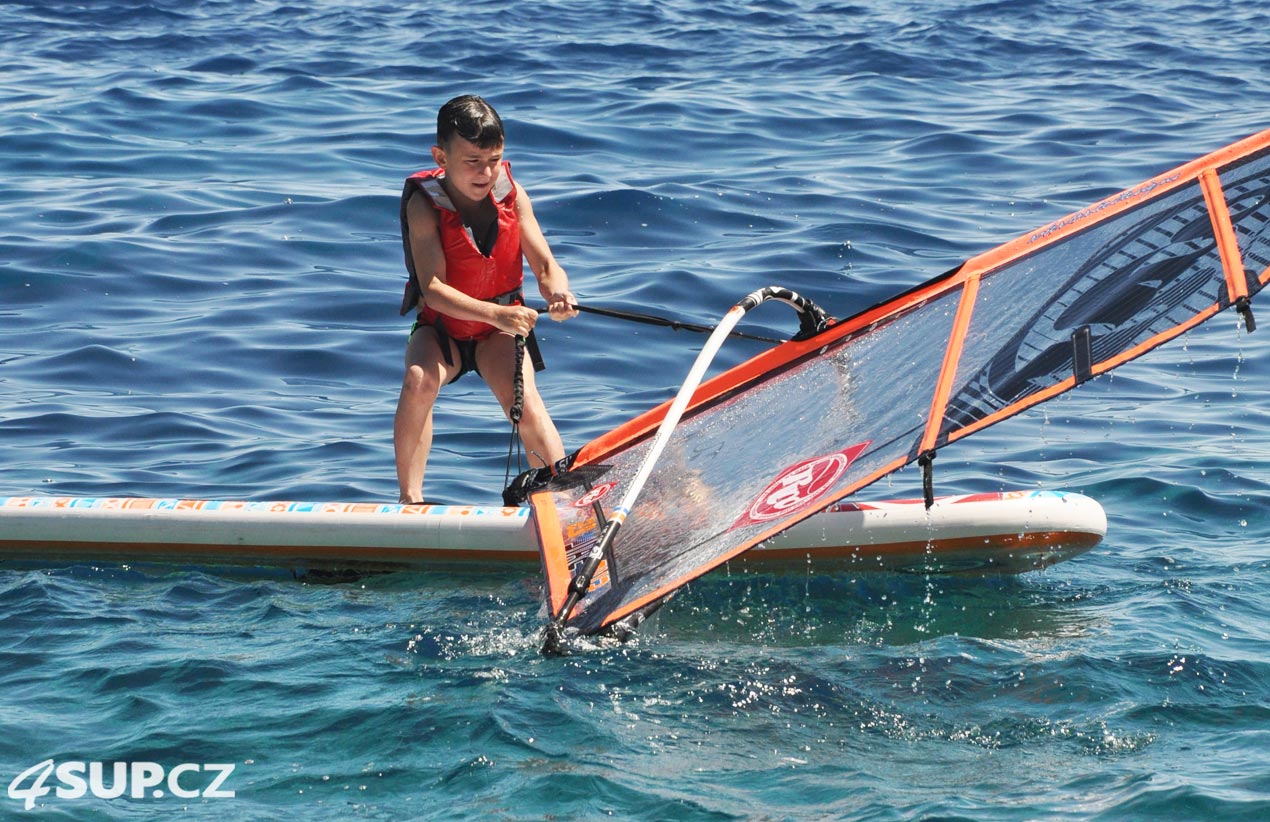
(399, 162, 523, 341)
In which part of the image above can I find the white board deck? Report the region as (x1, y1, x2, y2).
(0, 490, 1105, 574)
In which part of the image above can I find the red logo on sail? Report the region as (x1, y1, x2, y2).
(573, 482, 617, 508)
(734, 441, 871, 527)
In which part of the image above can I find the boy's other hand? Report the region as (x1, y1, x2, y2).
(546, 291, 578, 322)
(497, 304, 539, 337)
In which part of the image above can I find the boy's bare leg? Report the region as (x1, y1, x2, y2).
(394, 327, 458, 503)
(476, 333, 565, 469)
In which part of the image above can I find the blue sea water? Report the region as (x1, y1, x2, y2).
(1, 0, 1268, 818)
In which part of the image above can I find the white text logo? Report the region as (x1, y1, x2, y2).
(8, 760, 236, 811)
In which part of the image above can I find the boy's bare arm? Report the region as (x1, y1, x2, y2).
(516, 184, 578, 321)
(405, 191, 445, 305)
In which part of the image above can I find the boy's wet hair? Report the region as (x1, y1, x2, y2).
(437, 95, 504, 149)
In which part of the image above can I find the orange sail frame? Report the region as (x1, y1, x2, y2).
(532, 128, 1270, 637)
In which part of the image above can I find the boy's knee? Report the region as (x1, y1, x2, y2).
(402, 364, 441, 399)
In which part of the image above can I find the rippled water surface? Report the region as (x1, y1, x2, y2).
(2, 0, 1268, 819)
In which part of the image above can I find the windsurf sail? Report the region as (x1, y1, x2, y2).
(530, 127, 1270, 648)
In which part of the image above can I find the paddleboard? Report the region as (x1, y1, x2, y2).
(0, 490, 1105, 575)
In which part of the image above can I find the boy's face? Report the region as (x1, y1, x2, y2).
(432, 137, 504, 204)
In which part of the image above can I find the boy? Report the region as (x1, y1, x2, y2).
(393, 95, 577, 504)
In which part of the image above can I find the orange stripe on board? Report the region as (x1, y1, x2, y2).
(1200, 167, 1251, 304)
(732, 529, 1103, 563)
(0, 540, 538, 564)
(918, 275, 980, 456)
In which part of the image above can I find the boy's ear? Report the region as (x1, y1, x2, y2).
(430, 144, 446, 167)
